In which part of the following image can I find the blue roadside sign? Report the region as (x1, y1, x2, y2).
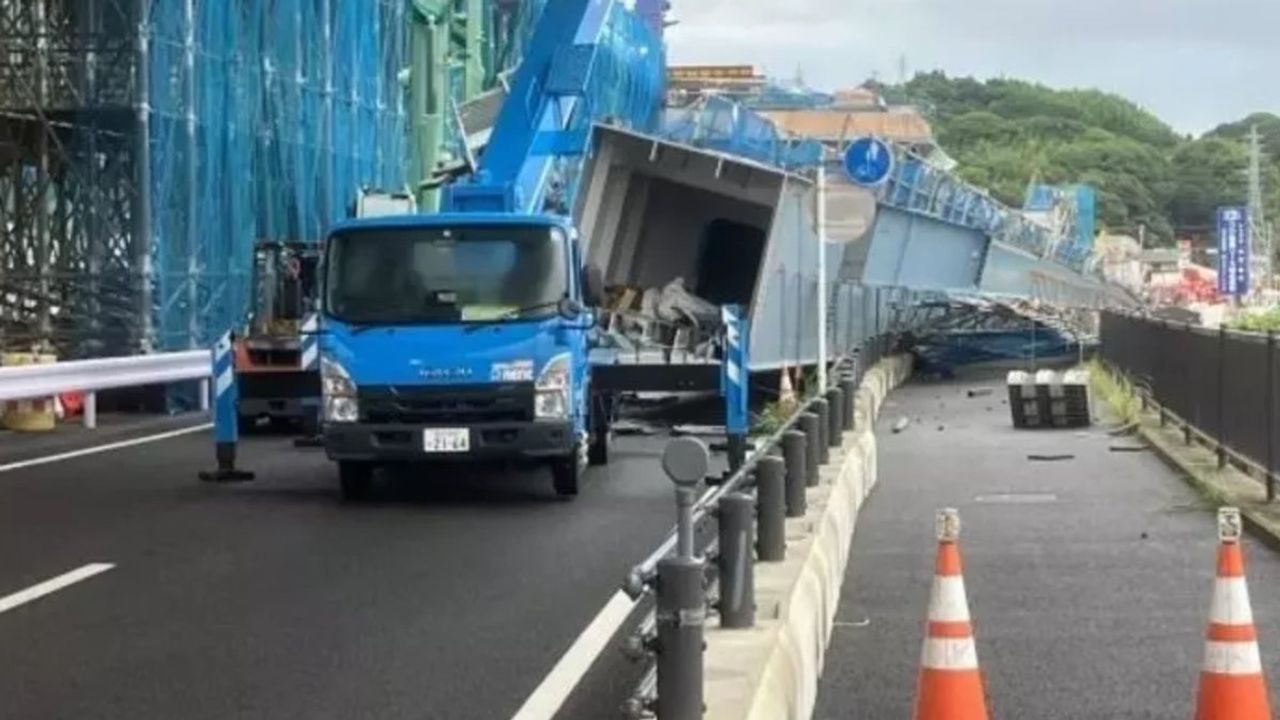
(1217, 206, 1250, 297)
(842, 136, 894, 187)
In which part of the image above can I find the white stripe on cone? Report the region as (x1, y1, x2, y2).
(1209, 577, 1254, 625)
(921, 637, 979, 670)
(1203, 640, 1263, 675)
(927, 576, 971, 622)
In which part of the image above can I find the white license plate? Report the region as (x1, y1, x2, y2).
(422, 428, 470, 453)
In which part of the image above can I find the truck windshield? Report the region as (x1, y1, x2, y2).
(325, 225, 568, 325)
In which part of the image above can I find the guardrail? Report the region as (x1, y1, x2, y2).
(0, 350, 211, 430)
(618, 334, 894, 719)
(1099, 311, 1280, 501)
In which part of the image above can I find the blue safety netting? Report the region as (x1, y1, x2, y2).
(660, 95, 824, 171)
(879, 151, 1095, 273)
(146, 0, 407, 352)
(549, 2, 666, 212)
(589, 4, 666, 133)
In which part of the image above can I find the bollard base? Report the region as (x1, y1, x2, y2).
(198, 467, 256, 483)
(726, 433, 747, 473)
(199, 442, 255, 483)
(656, 554, 706, 720)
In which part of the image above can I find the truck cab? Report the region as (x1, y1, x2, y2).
(318, 212, 604, 500)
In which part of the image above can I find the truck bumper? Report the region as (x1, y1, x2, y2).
(239, 397, 311, 420)
(323, 420, 576, 463)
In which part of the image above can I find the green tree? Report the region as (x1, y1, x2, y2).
(881, 71, 1271, 246)
(1167, 137, 1248, 230)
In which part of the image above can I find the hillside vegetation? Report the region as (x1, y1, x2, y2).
(875, 72, 1280, 245)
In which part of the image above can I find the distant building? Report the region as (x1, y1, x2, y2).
(829, 87, 884, 111)
(759, 107, 937, 156)
(665, 66, 939, 155)
(667, 65, 766, 105)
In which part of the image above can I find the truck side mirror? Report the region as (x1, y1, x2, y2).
(557, 296, 585, 320)
(582, 265, 605, 307)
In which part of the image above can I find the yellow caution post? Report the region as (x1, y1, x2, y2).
(2, 352, 58, 432)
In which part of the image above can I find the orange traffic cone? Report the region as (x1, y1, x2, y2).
(914, 508, 989, 720)
(1194, 507, 1271, 720)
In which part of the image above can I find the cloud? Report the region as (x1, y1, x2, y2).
(666, 0, 1280, 134)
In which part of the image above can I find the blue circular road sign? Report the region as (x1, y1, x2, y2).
(843, 136, 894, 187)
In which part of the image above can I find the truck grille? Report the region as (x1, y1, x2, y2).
(358, 383, 534, 424)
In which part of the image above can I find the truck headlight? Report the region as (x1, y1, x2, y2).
(535, 353, 571, 420)
(321, 357, 359, 423)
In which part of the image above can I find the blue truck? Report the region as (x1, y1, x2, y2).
(319, 213, 605, 499)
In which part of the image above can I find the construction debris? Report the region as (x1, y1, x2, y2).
(671, 424, 725, 437)
(1027, 453, 1075, 462)
(891, 417, 911, 434)
(966, 388, 994, 398)
(599, 279, 721, 359)
(612, 419, 658, 436)
(1107, 422, 1139, 437)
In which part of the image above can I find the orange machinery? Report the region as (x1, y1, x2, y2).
(234, 241, 322, 432)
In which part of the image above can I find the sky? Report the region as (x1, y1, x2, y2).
(665, 0, 1280, 136)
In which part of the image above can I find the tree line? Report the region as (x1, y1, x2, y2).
(872, 72, 1280, 246)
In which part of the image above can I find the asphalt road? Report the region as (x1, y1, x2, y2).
(0, 422, 695, 720)
(814, 377, 1280, 719)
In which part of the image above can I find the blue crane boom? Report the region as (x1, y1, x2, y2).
(443, 0, 662, 215)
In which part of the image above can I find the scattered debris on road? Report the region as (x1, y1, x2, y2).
(1027, 453, 1076, 462)
(1109, 442, 1149, 453)
(613, 419, 658, 436)
(966, 388, 994, 398)
(1107, 422, 1139, 437)
(891, 417, 911, 434)
(671, 424, 724, 437)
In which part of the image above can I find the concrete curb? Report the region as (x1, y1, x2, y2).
(1092, 368, 1280, 553)
(703, 355, 912, 720)
(1137, 420, 1280, 554)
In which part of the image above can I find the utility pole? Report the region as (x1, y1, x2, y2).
(1248, 125, 1271, 298)
(816, 165, 828, 394)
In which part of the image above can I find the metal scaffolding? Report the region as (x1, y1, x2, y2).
(0, 0, 409, 358)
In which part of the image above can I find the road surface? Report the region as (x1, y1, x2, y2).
(814, 377, 1280, 719)
(0, 421, 695, 720)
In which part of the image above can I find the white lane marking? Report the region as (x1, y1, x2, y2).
(0, 563, 115, 615)
(510, 590, 638, 720)
(0, 423, 212, 474)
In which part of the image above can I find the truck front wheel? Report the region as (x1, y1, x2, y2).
(338, 461, 375, 501)
(588, 392, 614, 466)
(550, 446, 584, 499)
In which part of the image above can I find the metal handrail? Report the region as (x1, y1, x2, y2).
(0, 350, 209, 402)
(622, 353, 860, 597)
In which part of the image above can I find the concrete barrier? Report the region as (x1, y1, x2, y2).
(703, 354, 912, 720)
